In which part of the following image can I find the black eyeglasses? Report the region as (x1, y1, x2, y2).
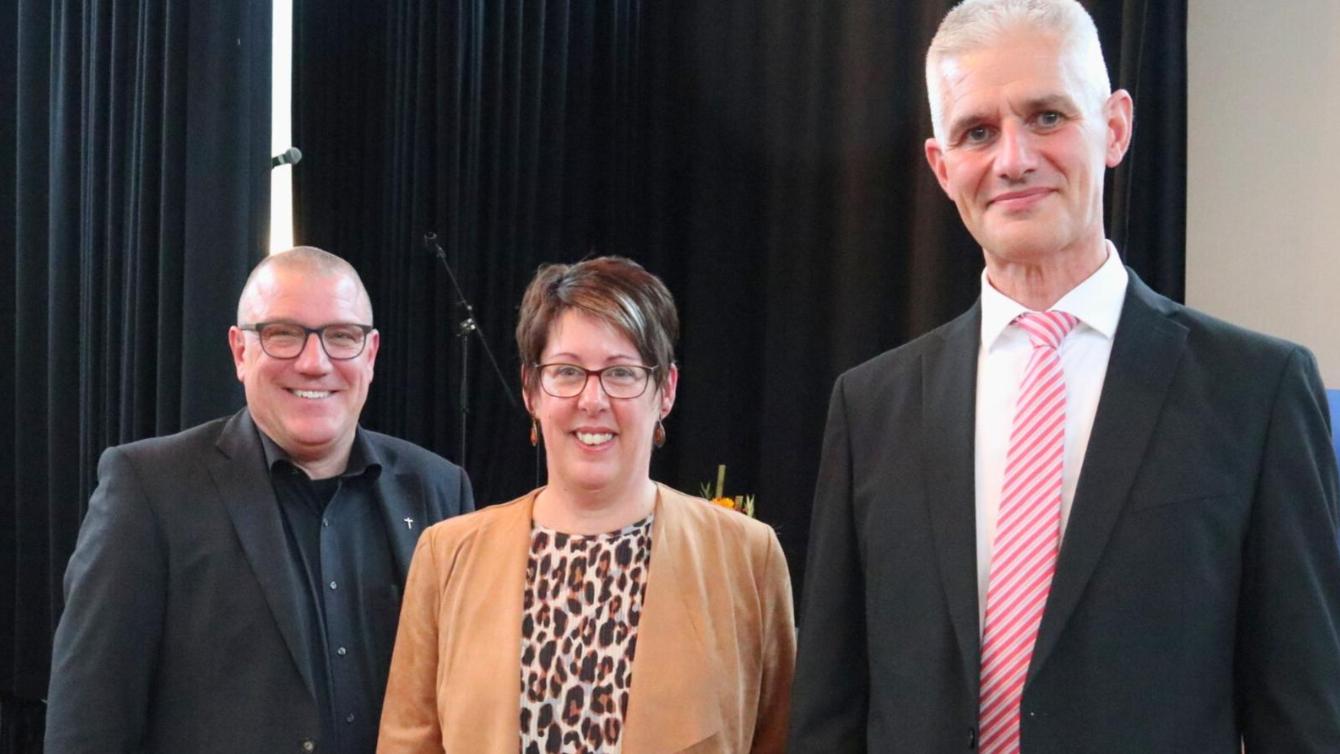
(534, 363, 658, 399)
(238, 322, 375, 360)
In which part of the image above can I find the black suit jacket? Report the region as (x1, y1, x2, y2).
(789, 272, 1340, 752)
(45, 409, 473, 754)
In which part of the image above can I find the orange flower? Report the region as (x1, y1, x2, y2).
(711, 497, 736, 509)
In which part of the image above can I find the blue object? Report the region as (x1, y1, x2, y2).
(1330, 390, 1340, 471)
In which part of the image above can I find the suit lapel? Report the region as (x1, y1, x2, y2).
(367, 447, 429, 582)
(622, 487, 724, 754)
(1029, 272, 1188, 680)
(209, 410, 319, 702)
(921, 305, 985, 701)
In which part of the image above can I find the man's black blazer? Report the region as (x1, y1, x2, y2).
(789, 271, 1340, 752)
(45, 409, 474, 753)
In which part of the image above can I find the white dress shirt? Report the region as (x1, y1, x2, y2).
(974, 243, 1128, 628)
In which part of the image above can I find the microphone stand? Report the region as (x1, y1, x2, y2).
(422, 232, 520, 467)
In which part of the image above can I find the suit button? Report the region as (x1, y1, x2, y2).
(301, 740, 316, 752)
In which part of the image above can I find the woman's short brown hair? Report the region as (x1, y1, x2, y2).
(516, 256, 679, 392)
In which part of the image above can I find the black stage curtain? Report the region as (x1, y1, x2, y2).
(0, 1, 271, 750)
(294, 0, 1183, 608)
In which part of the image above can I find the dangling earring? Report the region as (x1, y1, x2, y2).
(530, 417, 540, 447)
(653, 418, 666, 448)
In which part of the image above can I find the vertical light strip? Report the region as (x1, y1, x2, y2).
(269, 0, 295, 252)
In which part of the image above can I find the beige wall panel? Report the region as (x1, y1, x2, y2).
(1186, 0, 1340, 385)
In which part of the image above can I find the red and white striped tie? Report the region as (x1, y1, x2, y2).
(978, 310, 1078, 754)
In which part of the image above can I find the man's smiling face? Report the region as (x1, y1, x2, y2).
(925, 27, 1129, 269)
(229, 264, 378, 469)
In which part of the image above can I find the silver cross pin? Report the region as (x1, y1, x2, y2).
(403, 517, 415, 530)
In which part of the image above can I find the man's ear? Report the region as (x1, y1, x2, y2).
(228, 327, 248, 382)
(925, 138, 954, 195)
(1104, 89, 1134, 168)
(362, 329, 380, 373)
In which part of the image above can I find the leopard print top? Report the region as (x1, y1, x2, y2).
(519, 516, 654, 754)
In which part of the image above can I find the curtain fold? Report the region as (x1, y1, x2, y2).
(1098, 0, 1187, 300)
(1, 2, 271, 750)
(295, 0, 657, 502)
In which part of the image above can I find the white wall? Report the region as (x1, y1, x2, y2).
(1186, 0, 1340, 386)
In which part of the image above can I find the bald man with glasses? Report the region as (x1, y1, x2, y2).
(47, 247, 474, 754)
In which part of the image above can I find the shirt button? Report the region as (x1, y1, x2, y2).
(301, 739, 316, 752)
(336, 646, 347, 656)
(328, 580, 337, 590)
(345, 713, 355, 724)
(322, 518, 330, 527)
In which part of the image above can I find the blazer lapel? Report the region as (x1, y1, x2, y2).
(622, 487, 724, 754)
(1029, 272, 1188, 680)
(368, 447, 430, 582)
(922, 304, 986, 697)
(209, 410, 319, 702)
(440, 493, 532, 749)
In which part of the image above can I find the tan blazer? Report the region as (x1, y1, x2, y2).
(378, 483, 796, 753)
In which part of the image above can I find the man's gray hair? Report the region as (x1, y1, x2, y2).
(925, 0, 1111, 141)
(236, 246, 374, 324)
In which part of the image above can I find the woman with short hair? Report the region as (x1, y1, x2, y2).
(378, 256, 795, 753)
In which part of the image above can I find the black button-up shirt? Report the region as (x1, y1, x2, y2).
(261, 430, 399, 754)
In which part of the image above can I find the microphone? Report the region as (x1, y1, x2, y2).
(270, 146, 302, 168)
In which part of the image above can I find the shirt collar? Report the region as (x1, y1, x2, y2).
(255, 421, 382, 480)
(980, 240, 1129, 351)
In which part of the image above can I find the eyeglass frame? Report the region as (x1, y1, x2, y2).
(531, 362, 661, 399)
(237, 321, 376, 361)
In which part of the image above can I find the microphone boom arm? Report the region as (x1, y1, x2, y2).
(422, 231, 522, 466)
